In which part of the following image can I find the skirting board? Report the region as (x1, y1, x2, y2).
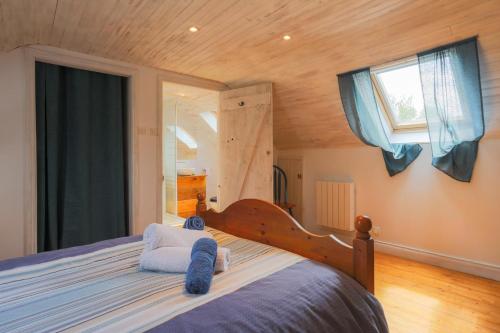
(375, 240, 500, 281)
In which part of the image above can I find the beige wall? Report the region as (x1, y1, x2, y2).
(279, 140, 500, 267)
(0, 49, 26, 259)
(0, 46, 223, 260)
(132, 65, 161, 236)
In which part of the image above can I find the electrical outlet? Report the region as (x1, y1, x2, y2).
(372, 226, 381, 237)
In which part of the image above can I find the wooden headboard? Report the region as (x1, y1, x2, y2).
(196, 194, 374, 293)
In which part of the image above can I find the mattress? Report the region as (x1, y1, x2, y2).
(0, 228, 388, 333)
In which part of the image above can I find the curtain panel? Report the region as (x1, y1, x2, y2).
(36, 62, 129, 252)
(418, 37, 484, 182)
(338, 69, 422, 176)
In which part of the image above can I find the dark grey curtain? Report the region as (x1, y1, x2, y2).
(36, 62, 129, 252)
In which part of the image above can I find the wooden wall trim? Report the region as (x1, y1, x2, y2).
(158, 71, 228, 92)
(375, 240, 500, 281)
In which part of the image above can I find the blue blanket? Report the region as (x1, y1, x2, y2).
(150, 260, 388, 332)
(0, 232, 387, 333)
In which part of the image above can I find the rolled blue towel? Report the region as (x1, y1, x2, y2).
(185, 238, 218, 294)
(183, 216, 205, 231)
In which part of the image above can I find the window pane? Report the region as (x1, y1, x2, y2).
(376, 63, 426, 127)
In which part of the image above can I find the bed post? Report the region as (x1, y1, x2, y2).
(196, 193, 207, 215)
(353, 216, 374, 293)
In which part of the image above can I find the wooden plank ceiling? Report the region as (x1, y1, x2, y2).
(1, 0, 499, 148)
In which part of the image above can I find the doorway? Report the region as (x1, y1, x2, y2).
(35, 62, 130, 251)
(162, 82, 220, 223)
(161, 82, 274, 223)
(277, 158, 303, 223)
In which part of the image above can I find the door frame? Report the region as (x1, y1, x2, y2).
(156, 75, 227, 222)
(23, 46, 139, 255)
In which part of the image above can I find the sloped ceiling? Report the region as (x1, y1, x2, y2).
(1, 0, 499, 148)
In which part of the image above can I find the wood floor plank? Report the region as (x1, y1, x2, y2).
(375, 253, 500, 333)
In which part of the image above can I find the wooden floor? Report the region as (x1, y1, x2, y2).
(375, 253, 500, 333)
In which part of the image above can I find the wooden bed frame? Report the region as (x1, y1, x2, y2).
(196, 194, 374, 293)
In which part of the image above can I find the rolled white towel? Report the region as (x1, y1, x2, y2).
(143, 223, 213, 251)
(139, 247, 191, 273)
(139, 247, 231, 273)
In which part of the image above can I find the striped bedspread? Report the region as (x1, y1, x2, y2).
(0, 229, 304, 333)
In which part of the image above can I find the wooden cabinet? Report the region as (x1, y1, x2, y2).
(177, 175, 206, 218)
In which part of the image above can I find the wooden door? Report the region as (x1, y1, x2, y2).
(277, 158, 303, 223)
(218, 83, 273, 211)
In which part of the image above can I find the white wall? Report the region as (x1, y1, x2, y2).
(279, 140, 500, 268)
(0, 49, 26, 259)
(133, 66, 161, 236)
(0, 46, 224, 260)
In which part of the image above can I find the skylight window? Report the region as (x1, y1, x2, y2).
(371, 58, 426, 130)
(167, 125, 198, 149)
(200, 111, 217, 133)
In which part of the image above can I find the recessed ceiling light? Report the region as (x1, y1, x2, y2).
(283, 35, 291, 41)
(189, 26, 198, 33)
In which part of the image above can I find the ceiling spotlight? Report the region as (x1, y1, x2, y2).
(283, 35, 291, 41)
(189, 26, 199, 33)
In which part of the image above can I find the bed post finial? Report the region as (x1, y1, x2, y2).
(355, 216, 372, 240)
(196, 193, 207, 215)
(353, 215, 374, 293)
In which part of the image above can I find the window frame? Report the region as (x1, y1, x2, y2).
(370, 56, 428, 132)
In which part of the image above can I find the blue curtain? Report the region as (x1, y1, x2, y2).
(338, 69, 422, 176)
(418, 38, 484, 182)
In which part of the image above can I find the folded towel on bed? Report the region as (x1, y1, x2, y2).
(183, 216, 205, 230)
(139, 247, 231, 273)
(186, 238, 217, 294)
(143, 223, 213, 251)
(139, 247, 192, 273)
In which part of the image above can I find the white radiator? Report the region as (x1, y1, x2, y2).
(315, 181, 355, 231)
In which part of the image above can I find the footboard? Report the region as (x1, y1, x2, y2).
(196, 194, 374, 293)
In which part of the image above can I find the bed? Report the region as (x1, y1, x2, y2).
(0, 197, 388, 333)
